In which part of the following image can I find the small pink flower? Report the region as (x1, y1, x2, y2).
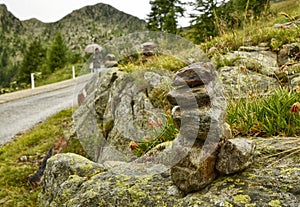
(290, 102, 300, 113)
(129, 141, 137, 151)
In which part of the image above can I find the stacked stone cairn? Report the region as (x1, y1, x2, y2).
(104, 53, 118, 68)
(166, 62, 256, 194)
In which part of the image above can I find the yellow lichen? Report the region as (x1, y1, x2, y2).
(224, 201, 234, 207)
(233, 194, 251, 204)
(268, 199, 281, 207)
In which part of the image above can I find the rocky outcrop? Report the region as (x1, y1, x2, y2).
(211, 47, 280, 98)
(211, 40, 300, 97)
(74, 67, 173, 163)
(38, 57, 300, 206)
(38, 137, 300, 206)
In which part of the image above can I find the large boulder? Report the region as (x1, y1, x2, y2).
(38, 137, 300, 206)
(73, 68, 173, 163)
(211, 47, 281, 98)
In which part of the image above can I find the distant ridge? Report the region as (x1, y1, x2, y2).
(0, 2, 147, 63)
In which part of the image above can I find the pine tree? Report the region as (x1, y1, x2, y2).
(47, 32, 68, 73)
(190, 0, 225, 43)
(190, 0, 270, 43)
(17, 39, 46, 84)
(147, 0, 185, 34)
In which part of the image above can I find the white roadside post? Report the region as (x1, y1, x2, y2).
(72, 66, 76, 79)
(31, 73, 35, 89)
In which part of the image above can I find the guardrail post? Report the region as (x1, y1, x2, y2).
(72, 66, 76, 79)
(31, 73, 35, 89)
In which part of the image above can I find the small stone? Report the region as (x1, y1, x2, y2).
(216, 138, 255, 174)
(171, 140, 219, 193)
(19, 155, 28, 162)
(105, 61, 118, 68)
(172, 62, 215, 87)
(141, 42, 157, 56)
(105, 54, 116, 61)
(167, 86, 210, 109)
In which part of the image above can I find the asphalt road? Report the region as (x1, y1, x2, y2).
(0, 74, 92, 145)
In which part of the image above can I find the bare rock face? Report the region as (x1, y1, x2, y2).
(216, 138, 256, 174)
(73, 68, 172, 163)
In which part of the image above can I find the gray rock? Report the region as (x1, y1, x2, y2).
(73, 68, 173, 163)
(39, 153, 180, 207)
(277, 43, 300, 66)
(216, 138, 256, 174)
(291, 75, 300, 89)
(170, 140, 219, 194)
(141, 42, 157, 56)
(105, 54, 118, 68)
(238, 45, 270, 52)
(167, 86, 210, 109)
(105, 60, 118, 68)
(38, 137, 300, 206)
(217, 66, 279, 98)
(172, 62, 216, 87)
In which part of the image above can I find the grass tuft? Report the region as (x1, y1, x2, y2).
(227, 87, 300, 137)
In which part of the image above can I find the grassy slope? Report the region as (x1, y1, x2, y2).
(0, 108, 87, 207)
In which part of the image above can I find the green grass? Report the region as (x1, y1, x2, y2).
(227, 87, 300, 137)
(0, 108, 87, 207)
(201, 0, 300, 53)
(133, 112, 178, 157)
(35, 63, 83, 87)
(119, 54, 187, 73)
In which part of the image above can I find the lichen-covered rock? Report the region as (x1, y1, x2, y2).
(38, 153, 183, 207)
(38, 137, 300, 206)
(216, 138, 255, 174)
(38, 153, 106, 207)
(217, 66, 279, 98)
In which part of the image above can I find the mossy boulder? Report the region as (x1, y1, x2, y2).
(39, 137, 300, 206)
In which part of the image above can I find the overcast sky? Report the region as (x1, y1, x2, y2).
(0, 0, 191, 26)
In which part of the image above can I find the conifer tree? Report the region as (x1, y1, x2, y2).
(47, 32, 68, 73)
(147, 0, 185, 34)
(17, 39, 46, 84)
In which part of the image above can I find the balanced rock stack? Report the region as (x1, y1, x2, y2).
(104, 54, 118, 68)
(167, 62, 255, 194)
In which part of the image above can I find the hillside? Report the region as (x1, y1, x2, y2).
(0, 3, 147, 88)
(21, 3, 147, 50)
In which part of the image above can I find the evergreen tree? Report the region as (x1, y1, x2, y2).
(0, 49, 14, 88)
(190, 0, 270, 43)
(47, 32, 68, 73)
(190, 0, 224, 43)
(147, 0, 185, 34)
(17, 39, 46, 84)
